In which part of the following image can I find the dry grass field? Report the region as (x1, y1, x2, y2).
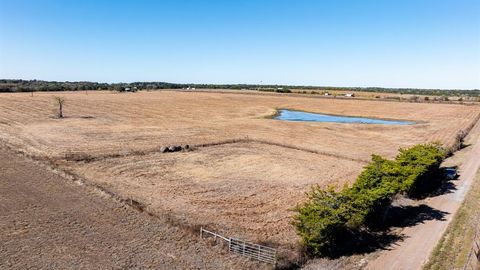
(1, 90, 479, 263)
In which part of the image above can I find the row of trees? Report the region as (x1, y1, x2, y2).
(293, 144, 446, 256)
(1, 79, 478, 97)
(0, 80, 186, 92)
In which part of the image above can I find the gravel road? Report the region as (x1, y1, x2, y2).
(366, 119, 480, 270)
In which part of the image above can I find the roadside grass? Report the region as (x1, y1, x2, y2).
(423, 170, 480, 270)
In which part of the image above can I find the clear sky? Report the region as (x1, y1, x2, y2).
(0, 0, 479, 89)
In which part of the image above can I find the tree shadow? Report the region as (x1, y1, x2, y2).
(459, 142, 472, 150)
(323, 204, 449, 259)
(382, 204, 449, 228)
(426, 180, 457, 197)
(324, 230, 403, 259)
(410, 172, 458, 199)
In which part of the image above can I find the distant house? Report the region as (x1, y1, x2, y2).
(120, 87, 137, 92)
(345, 93, 355, 97)
(324, 92, 330, 96)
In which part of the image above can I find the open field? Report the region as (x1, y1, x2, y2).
(1, 90, 479, 264)
(0, 147, 261, 269)
(64, 142, 364, 259)
(1, 90, 479, 160)
(290, 88, 480, 102)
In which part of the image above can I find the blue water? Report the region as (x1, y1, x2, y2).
(274, 109, 415, 125)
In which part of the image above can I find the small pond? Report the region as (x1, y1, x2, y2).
(274, 109, 415, 125)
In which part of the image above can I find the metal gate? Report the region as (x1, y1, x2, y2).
(229, 238, 277, 264)
(200, 227, 277, 265)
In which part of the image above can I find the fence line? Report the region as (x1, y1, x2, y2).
(200, 227, 277, 265)
(464, 222, 480, 270)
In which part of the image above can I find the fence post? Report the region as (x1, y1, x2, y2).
(258, 245, 260, 261)
(200, 227, 203, 239)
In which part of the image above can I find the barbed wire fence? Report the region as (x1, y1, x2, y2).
(463, 217, 480, 270)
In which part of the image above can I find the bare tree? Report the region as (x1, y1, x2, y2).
(54, 96, 65, 118)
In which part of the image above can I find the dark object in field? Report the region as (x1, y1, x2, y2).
(182, 144, 190, 151)
(160, 145, 185, 153)
(444, 167, 458, 180)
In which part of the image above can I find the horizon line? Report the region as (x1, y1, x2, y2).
(2, 78, 479, 92)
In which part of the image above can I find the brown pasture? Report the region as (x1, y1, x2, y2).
(0, 90, 478, 261)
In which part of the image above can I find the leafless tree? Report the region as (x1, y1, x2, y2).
(54, 96, 65, 118)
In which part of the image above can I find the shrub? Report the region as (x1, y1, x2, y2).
(346, 155, 405, 227)
(395, 144, 446, 197)
(293, 186, 353, 255)
(410, 95, 419, 101)
(259, 88, 292, 93)
(293, 143, 447, 256)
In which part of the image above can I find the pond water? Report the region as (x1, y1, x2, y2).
(274, 109, 415, 125)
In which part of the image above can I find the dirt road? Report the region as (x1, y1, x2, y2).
(366, 119, 480, 270)
(0, 148, 259, 269)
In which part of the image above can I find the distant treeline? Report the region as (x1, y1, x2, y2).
(1, 79, 478, 97)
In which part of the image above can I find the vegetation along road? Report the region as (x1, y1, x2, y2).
(366, 118, 480, 270)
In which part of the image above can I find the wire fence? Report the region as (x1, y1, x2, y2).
(200, 227, 277, 265)
(464, 222, 480, 270)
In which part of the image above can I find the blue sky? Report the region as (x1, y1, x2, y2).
(0, 0, 479, 89)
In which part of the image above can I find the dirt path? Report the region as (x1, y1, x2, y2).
(0, 148, 260, 269)
(366, 119, 480, 270)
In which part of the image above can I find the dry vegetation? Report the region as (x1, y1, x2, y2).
(290, 88, 479, 102)
(0, 90, 479, 263)
(65, 142, 363, 259)
(423, 171, 480, 270)
(423, 121, 480, 270)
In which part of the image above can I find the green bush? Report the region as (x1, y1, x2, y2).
(346, 155, 405, 227)
(293, 143, 447, 256)
(395, 143, 446, 197)
(293, 186, 353, 255)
